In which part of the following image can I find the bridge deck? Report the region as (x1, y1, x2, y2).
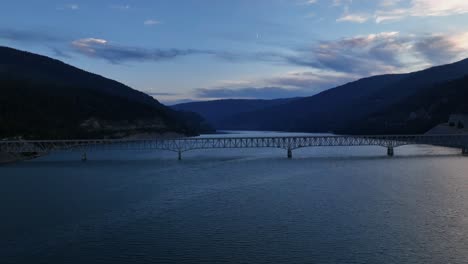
(1, 135, 468, 158)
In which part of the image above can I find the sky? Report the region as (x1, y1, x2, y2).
(1, 0, 468, 104)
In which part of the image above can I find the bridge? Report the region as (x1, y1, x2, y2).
(1, 134, 468, 161)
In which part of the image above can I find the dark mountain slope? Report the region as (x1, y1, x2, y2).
(0, 47, 157, 106)
(342, 75, 468, 134)
(172, 98, 298, 128)
(217, 74, 406, 131)
(216, 58, 468, 133)
(0, 46, 211, 139)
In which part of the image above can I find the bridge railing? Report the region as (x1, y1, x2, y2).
(1, 135, 468, 157)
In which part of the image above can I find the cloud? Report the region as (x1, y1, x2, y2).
(297, 32, 405, 75)
(0, 28, 74, 59)
(283, 31, 468, 77)
(68, 31, 468, 76)
(414, 33, 468, 64)
(188, 69, 359, 101)
(186, 30, 468, 101)
(71, 38, 213, 63)
(144, 19, 161, 26)
(0, 31, 218, 65)
(69, 38, 293, 65)
(57, 4, 79, 10)
(379, 0, 403, 7)
(0, 28, 64, 43)
(376, 0, 468, 22)
(72, 38, 108, 54)
(268, 70, 358, 90)
(189, 69, 359, 100)
(68, 4, 79, 10)
(332, 0, 353, 7)
(336, 14, 369, 23)
(139, 29, 468, 101)
(6, 28, 468, 85)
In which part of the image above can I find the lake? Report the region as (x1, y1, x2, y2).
(1, 131, 468, 263)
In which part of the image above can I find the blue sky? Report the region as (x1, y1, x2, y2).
(1, 0, 468, 104)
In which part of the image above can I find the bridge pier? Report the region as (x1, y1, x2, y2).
(81, 152, 87, 162)
(462, 147, 468, 156)
(287, 148, 292, 159)
(387, 147, 394, 157)
(178, 150, 182, 161)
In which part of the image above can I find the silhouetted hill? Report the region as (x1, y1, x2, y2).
(0, 46, 212, 139)
(205, 58, 468, 134)
(342, 74, 468, 134)
(173, 98, 298, 127)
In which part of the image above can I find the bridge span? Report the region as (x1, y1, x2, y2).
(1, 134, 468, 160)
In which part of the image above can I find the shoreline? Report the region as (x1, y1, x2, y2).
(0, 152, 43, 165)
(0, 132, 191, 165)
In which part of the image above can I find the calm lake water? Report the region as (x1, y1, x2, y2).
(1, 131, 468, 264)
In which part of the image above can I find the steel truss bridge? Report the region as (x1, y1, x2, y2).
(2, 134, 468, 160)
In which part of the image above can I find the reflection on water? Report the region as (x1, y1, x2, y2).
(1, 132, 468, 264)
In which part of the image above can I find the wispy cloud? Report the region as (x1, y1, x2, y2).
(68, 4, 79, 10)
(71, 38, 108, 54)
(286, 31, 468, 76)
(69, 30, 468, 75)
(304, 0, 318, 5)
(379, 0, 403, 7)
(414, 33, 468, 64)
(4, 28, 468, 90)
(0, 28, 64, 43)
(71, 38, 213, 63)
(185, 29, 468, 101)
(57, 4, 79, 11)
(337, 14, 369, 23)
(268, 70, 357, 90)
(185, 67, 360, 100)
(332, 0, 370, 23)
(376, 0, 468, 23)
(332, 0, 353, 7)
(188, 69, 358, 100)
(144, 19, 161, 26)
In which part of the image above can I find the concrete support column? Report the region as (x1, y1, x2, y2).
(81, 152, 87, 162)
(387, 147, 394, 157)
(178, 150, 182, 161)
(462, 147, 468, 156)
(287, 148, 292, 159)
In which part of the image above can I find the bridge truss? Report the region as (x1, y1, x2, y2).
(1, 134, 468, 160)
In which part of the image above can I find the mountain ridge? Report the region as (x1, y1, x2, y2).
(175, 58, 468, 134)
(173, 98, 299, 127)
(0, 46, 212, 139)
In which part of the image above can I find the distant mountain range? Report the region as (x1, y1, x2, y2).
(0, 46, 212, 139)
(174, 58, 468, 134)
(4, 45, 467, 139)
(173, 98, 299, 127)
